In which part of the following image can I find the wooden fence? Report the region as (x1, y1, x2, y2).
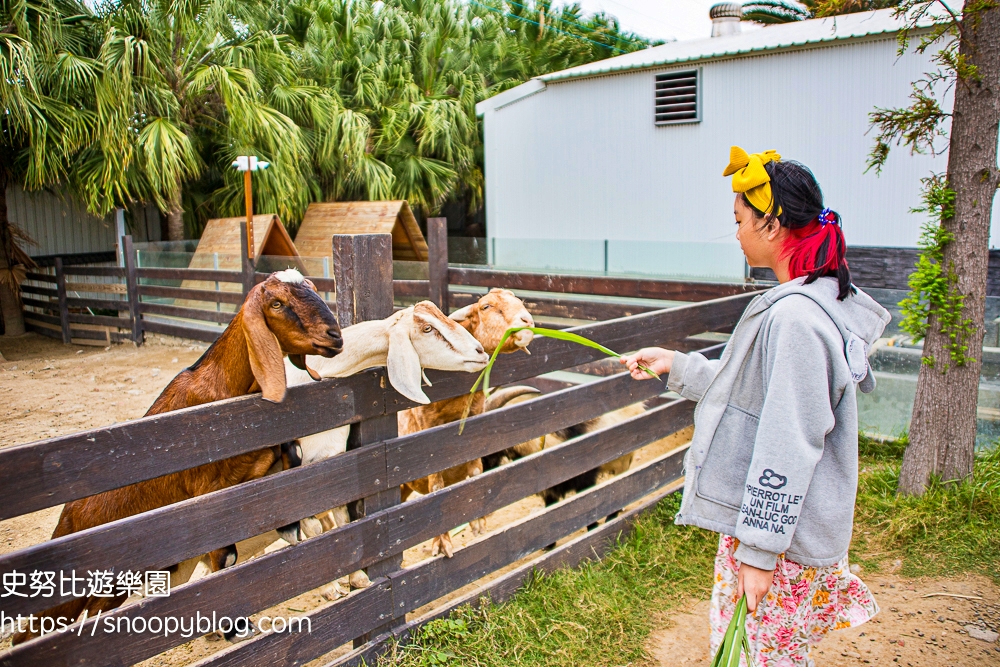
(0, 233, 758, 667)
(20, 218, 756, 347)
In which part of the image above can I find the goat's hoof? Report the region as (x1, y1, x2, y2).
(221, 545, 238, 569)
(431, 534, 454, 558)
(321, 581, 349, 601)
(276, 522, 302, 545)
(470, 517, 487, 535)
(349, 570, 371, 589)
(300, 516, 324, 539)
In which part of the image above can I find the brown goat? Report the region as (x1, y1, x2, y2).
(399, 289, 534, 557)
(13, 270, 341, 644)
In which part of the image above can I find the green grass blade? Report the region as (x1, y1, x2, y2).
(711, 595, 751, 667)
(458, 326, 662, 434)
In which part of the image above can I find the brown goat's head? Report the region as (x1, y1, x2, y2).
(243, 269, 342, 402)
(449, 288, 533, 355)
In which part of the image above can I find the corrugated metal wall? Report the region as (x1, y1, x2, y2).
(6, 185, 162, 257)
(483, 37, 999, 275)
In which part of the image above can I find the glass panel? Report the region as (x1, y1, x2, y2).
(607, 240, 745, 281)
(448, 237, 488, 265)
(483, 238, 747, 281)
(859, 289, 1000, 449)
(491, 238, 605, 274)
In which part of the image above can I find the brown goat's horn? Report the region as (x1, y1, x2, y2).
(484, 385, 542, 412)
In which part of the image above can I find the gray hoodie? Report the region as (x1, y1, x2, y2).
(669, 277, 890, 570)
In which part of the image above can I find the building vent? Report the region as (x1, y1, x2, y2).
(654, 70, 700, 125)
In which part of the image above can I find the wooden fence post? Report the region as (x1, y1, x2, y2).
(122, 235, 144, 346)
(427, 217, 449, 313)
(54, 257, 71, 344)
(240, 220, 256, 296)
(333, 233, 404, 647)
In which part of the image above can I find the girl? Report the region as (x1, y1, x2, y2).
(620, 147, 889, 666)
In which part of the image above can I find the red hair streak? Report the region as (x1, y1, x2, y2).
(783, 217, 847, 280)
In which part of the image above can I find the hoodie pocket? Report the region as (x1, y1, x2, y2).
(695, 404, 759, 510)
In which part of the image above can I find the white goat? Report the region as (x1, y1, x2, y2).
(220, 301, 489, 596)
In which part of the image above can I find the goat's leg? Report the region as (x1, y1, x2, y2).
(466, 459, 489, 536)
(430, 532, 454, 558)
(206, 545, 256, 643)
(323, 506, 371, 589)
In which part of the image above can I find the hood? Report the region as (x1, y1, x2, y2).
(763, 277, 891, 392)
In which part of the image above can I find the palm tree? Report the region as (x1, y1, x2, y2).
(258, 0, 652, 224)
(1, 0, 97, 335)
(90, 0, 313, 240)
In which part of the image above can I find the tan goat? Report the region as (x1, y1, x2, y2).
(399, 288, 535, 558)
(12, 270, 341, 645)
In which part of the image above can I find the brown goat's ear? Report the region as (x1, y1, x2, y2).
(288, 354, 322, 381)
(242, 286, 287, 403)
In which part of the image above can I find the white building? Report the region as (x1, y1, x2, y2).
(476, 8, 998, 281)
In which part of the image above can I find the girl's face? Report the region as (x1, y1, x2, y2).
(734, 195, 785, 268)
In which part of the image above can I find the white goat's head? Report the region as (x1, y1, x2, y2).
(388, 301, 489, 404)
(449, 289, 534, 355)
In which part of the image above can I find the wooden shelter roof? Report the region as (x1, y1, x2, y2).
(189, 214, 298, 270)
(182, 214, 300, 298)
(294, 201, 428, 262)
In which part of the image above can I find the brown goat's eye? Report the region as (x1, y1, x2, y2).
(422, 325, 432, 333)
(481, 304, 490, 310)
(270, 301, 282, 310)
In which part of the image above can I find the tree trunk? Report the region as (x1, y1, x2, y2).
(165, 186, 184, 241)
(899, 5, 1000, 494)
(0, 173, 26, 337)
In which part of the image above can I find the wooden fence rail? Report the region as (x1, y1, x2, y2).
(2, 234, 754, 667)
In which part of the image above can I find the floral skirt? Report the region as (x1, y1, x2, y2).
(709, 535, 879, 667)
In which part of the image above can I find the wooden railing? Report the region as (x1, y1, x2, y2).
(0, 234, 757, 666)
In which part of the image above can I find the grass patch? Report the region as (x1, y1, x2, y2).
(380, 437, 1000, 666)
(851, 437, 1000, 580)
(380, 494, 717, 667)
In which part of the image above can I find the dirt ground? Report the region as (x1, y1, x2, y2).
(0, 332, 692, 666)
(648, 574, 1000, 666)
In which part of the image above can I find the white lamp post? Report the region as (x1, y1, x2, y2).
(231, 156, 270, 259)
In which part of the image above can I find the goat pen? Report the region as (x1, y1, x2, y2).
(0, 233, 758, 667)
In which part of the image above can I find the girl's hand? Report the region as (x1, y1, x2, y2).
(737, 563, 774, 613)
(619, 348, 675, 380)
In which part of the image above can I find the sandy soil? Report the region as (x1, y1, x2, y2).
(0, 332, 694, 666)
(648, 574, 1000, 666)
(0, 333, 206, 448)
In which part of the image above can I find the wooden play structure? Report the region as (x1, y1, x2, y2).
(181, 214, 300, 296)
(294, 201, 429, 262)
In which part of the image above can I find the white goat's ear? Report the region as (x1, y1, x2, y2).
(387, 312, 430, 404)
(449, 304, 476, 332)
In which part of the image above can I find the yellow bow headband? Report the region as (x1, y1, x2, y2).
(723, 146, 781, 216)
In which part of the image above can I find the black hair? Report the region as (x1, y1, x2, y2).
(741, 160, 853, 300)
